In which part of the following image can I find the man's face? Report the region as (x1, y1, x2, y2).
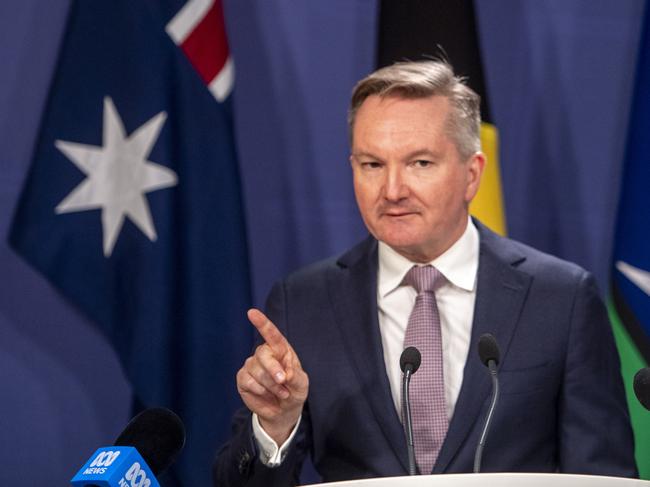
(350, 94, 484, 263)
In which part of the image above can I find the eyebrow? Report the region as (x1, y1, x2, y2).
(350, 151, 380, 160)
(351, 149, 443, 160)
(403, 149, 442, 160)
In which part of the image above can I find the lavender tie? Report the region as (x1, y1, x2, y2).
(402, 265, 448, 474)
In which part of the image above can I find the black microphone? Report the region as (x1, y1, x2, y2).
(71, 407, 186, 486)
(633, 367, 650, 411)
(474, 333, 501, 474)
(114, 407, 186, 476)
(400, 346, 421, 476)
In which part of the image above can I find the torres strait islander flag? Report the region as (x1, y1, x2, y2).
(609, 4, 650, 479)
(376, 0, 506, 236)
(9, 1, 251, 485)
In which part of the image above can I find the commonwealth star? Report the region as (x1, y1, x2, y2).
(55, 97, 178, 257)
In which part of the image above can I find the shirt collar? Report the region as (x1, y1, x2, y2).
(378, 217, 479, 298)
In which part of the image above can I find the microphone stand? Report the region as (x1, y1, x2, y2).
(473, 359, 500, 473)
(401, 367, 417, 476)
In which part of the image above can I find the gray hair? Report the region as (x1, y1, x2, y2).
(348, 60, 481, 160)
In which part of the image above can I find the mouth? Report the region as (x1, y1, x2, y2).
(382, 211, 418, 218)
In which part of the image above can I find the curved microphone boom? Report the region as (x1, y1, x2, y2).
(474, 333, 501, 474)
(633, 367, 650, 411)
(400, 346, 421, 476)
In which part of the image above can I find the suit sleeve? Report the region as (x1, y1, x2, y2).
(212, 280, 313, 487)
(558, 271, 638, 477)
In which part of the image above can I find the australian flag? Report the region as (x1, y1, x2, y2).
(9, 1, 251, 486)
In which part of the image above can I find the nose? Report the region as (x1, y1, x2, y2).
(383, 165, 409, 202)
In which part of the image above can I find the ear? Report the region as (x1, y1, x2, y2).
(465, 151, 486, 202)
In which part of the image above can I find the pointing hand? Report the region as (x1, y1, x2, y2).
(236, 308, 309, 444)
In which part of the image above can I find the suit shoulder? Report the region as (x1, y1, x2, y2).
(271, 237, 375, 294)
(284, 254, 340, 285)
(509, 238, 590, 281)
(477, 221, 592, 286)
(281, 236, 375, 285)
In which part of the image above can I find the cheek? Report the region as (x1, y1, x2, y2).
(416, 176, 463, 213)
(353, 178, 378, 207)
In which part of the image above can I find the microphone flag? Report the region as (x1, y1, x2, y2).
(8, 1, 252, 485)
(71, 447, 159, 487)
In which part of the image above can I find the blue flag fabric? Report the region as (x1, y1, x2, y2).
(610, 3, 650, 477)
(9, 1, 251, 485)
(612, 4, 650, 365)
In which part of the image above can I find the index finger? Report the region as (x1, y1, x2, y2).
(247, 308, 290, 356)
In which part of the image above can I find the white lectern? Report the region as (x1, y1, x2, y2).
(303, 473, 650, 487)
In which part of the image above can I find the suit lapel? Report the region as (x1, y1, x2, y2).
(433, 224, 532, 473)
(327, 237, 410, 473)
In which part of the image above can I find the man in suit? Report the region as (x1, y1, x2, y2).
(213, 61, 636, 486)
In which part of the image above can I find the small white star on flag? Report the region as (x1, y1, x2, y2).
(55, 97, 178, 257)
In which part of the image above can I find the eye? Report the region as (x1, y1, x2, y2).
(412, 160, 433, 168)
(360, 161, 383, 170)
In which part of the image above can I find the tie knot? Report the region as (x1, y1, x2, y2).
(404, 265, 443, 294)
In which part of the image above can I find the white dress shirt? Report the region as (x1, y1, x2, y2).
(254, 217, 480, 465)
(377, 217, 479, 419)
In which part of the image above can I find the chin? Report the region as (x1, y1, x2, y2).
(377, 234, 423, 254)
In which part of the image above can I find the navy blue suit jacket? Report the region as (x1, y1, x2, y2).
(214, 222, 636, 486)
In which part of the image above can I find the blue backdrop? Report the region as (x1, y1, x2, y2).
(0, 0, 645, 485)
